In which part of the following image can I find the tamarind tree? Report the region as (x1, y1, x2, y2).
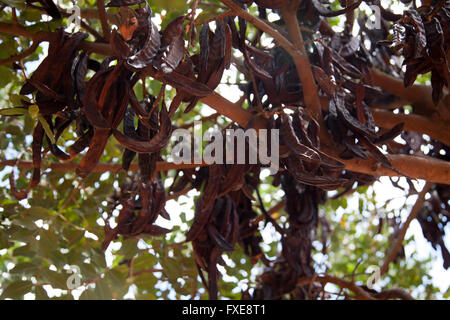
(0, 0, 449, 300)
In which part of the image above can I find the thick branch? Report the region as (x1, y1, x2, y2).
(280, 3, 322, 121)
(369, 68, 436, 112)
(372, 109, 450, 146)
(380, 182, 433, 276)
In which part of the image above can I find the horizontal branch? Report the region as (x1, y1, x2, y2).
(329, 152, 450, 185)
(372, 109, 450, 146)
(0, 160, 206, 173)
(368, 68, 436, 112)
(297, 274, 414, 300)
(297, 274, 376, 300)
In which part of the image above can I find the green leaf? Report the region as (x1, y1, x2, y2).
(134, 273, 157, 291)
(1, 0, 26, 9)
(63, 229, 85, 247)
(10, 262, 38, 276)
(13, 244, 36, 257)
(40, 268, 68, 289)
(119, 238, 138, 259)
(94, 279, 112, 300)
(34, 286, 49, 300)
(11, 216, 37, 230)
(79, 263, 98, 279)
(28, 104, 39, 119)
(9, 227, 35, 243)
(160, 257, 182, 280)
(0, 66, 14, 87)
(0, 107, 28, 116)
(104, 266, 127, 288)
(26, 206, 52, 219)
(38, 115, 55, 144)
(133, 253, 156, 272)
(79, 288, 96, 300)
(0, 280, 32, 299)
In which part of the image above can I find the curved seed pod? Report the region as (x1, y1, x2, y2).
(224, 23, 232, 69)
(71, 52, 88, 103)
(127, 13, 161, 69)
(111, 29, 131, 60)
(284, 156, 346, 190)
(312, 65, 336, 96)
(374, 123, 405, 144)
(280, 114, 321, 164)
(129, 90, 150, 119)
(186, 196, 213, 241)
(219, 165, 246, 196)
(356, 134, 391, 168)
(38, 0, 62, 19)
(48, 141, 70, 161)
(163, 71, 213, 96)
(158, 35, 185, 74)
(255, 0, 289, 9)
(160, 15, 186, 47)
(199, 23, 210, 80)
(131, 182, 153, 234)
(186, 166, 222, 241)
(332, 97, 378, 140)
(83, 68, 114, 129)
(30, 122, 44, 188)
(68, 129, 94, 157)
(311, 0, 362, 17)
(9, 169, 28, 200)
(76, 129, 111, 178)
(143, 224, 172, 236)
(27, 78, 64, 102)
(152, 179, 166, 220)
(113, 102, 173, 153)
(207, 224, 234, 251)
(122, 148, 137, 171)
(106, 0, 144, 7)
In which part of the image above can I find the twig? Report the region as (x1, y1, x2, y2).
(97, 0, 110, 41)
(255, 188, 285, 235)
(0, 41, 41, 66)
(297, 274, 376, 300)
(380, 182, 433, 276)
(219, 0, 298, 56)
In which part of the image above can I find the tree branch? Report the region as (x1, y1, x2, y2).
(297, 274, 376, 300)
(219, 0, 297, 56)
(371, 109, 450, 146)
(0, 160, 207, 173)
(280, 3, 323, 121)
(0, 40, 41, 66)
(97, 0, 111, 41)
(380, 182, 433, 276)
(368, 68, 437, 113)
